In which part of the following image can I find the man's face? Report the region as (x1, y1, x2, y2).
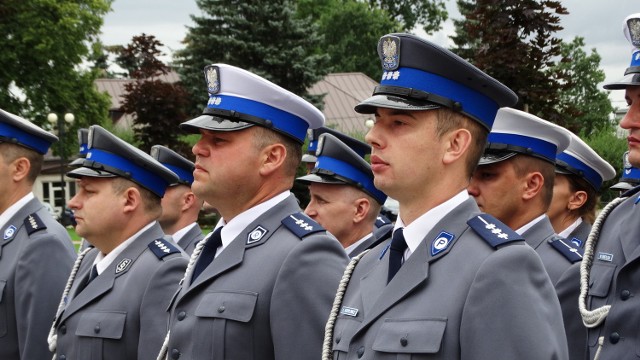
(191, 128, 262, 208)
(159, 184, 189, 230)
(304, 183, 359, 246)
(621, 86, 640, 166)
(364, 107, 444, 202)
(468, 160, 523, 228)
(68, 177, 122, 242)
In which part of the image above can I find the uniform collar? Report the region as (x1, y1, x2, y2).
(171, 222, 198, 243)
(515, 214, 548, 235)
(558, 217, 583, 239)
(344, 232, 373, 255)
(92, 221, 157, 275)
(395, 190, 469, 257)
(0, 192, 35, 229)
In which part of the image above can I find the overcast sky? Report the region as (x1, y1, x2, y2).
(101, 0, 638, 107)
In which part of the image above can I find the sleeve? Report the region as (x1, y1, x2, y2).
(460, 243, 569, 360)
(270, 233, 348, 360)
(555, 263, 587, 360)
(138, 255, 188, 360)
(15, 231, 75, 359)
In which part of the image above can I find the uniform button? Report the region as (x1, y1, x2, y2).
(400, 337, 408, 346)
(171, 348, 181, 359)
(177, 311, 186, 321)
(621, 289, 631, 300)
(357, 346, 365, 358)
(94, 325, 100, 334)
(60, 325, 67, 335)
(217, 306, 225, 313)
(610, 332, 620, 344)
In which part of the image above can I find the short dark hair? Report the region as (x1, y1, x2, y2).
(0, 143, 43, 184)
(111, 177, 162, 217)
(512, 155, 556, 208)
(251, 126, 302, 178)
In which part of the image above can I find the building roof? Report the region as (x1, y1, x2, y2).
(308, 72, 378, 135)
(94, 71, 377, 136)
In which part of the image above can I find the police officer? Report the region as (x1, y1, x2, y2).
(158, 64, 348, 360)
(49, 125, 188, 360)
(297, 133, 390, 257)
(548, 132, 616, 247)
(151, 145, 204, 255)
(580, 13, 640, 359)
(324, 33, 568, 359)
(610, 151, 640, 194)
(468, 108, 579, 282)
(0, 109, 76, 360)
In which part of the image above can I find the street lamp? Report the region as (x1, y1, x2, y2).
(47, 112, 74, 223)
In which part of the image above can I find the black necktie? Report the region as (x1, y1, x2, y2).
(88, 265, 99, 283)
(387, 228, 407, 284)
(191, 227, 223, 283)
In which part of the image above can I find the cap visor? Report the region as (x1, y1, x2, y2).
(301, 154, 317, 163)
(603, 73, 640, 90)
(67, 167, 118, 179)
(354, 95, 440, 114)
(478, 151, 517, 166)
(296, 173, 346, 185)
(610, 181, 635, 191)
(179, 114, 254, 133)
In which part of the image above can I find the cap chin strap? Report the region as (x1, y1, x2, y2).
(579, 195, 627, 359)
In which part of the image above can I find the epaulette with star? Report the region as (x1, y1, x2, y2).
(467, 214, 523, 248)
(148, 238, 181, 259)
(281, 212, 325, 239)
(24, 213, 47, 235)
(549, 236, 583, 263)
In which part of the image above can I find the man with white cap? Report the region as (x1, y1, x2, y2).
(468, 108, 581, 282)
(151, 145, 204, 255)
(580, 13, 640, 359)
(610, 151, 640, 194)
(158, 64, 348, 360)
(297, 133, 391, 257)
(49, 125, 188, 360)
(0, 109, 76, 360)
(324, 33, 568, 359)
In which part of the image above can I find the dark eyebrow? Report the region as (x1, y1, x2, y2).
(374, 109, 418, 119)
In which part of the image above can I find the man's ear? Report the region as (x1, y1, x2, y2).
(11, 157, 31, 182)
(442, 129, 472, 166)
(122, 187, 141, 214)
(258, 143, 287, 176)
(522, 172, 544, 200)
(353, 198, 371, 224)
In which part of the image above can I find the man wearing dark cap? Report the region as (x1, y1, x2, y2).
(301, 126, 371, 173)
(297, 133, 391, 257)
(580, 13, 640, 359)
(158, 64, 348, 360)
(323, 33, 568, 359)
(610, 151, 640, 194)
(48, 125, 188, 360)
(151, 145, 204, 254)
(0, 109, 76, 360)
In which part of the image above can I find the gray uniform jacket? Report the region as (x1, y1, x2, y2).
(54, 223, 188, 360)
(0, 197, 76, 359)
(348, 224, 393, 258)
(176, 223, 205, 255)
(586, 191, 640, 359)
(522, 217, 584, 360)
(166, 195, 349, 360)
(330, 198, 568, 359)
(567, 220, 591, 248)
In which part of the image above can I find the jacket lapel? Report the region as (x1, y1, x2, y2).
(355, 198, 479, 333)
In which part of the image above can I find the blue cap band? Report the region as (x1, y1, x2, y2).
(162, 162, 194, 185)
(630, 50, 640, 67)
(0, 122, 52, 154)
(488, 133, 557, 163)
(380, 67, 499, 128)
(79, 143, 88, 155)
(86, 149, 170, 197)
(315, 155, 386, 203)
(207, 94, 309, 142)
(308, 140, 318, 153)
(556, 152, 604, 190)
(622, 166, 640, 181)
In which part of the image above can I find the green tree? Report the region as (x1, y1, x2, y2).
(451, 0, 569, 124)
(176, 0, 330, 114)
(118, 34, 192, 155)
(552, 37, 613, 135)
(296, 0, 402, 80)
(0, 0, 112, 156)
(368, 0, 448, 33)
